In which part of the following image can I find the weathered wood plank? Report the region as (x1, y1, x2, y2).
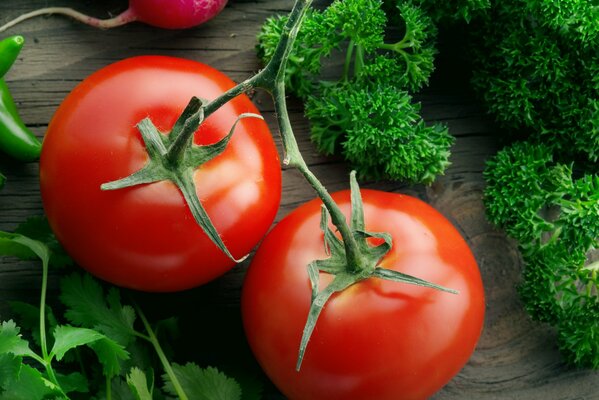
(0, 0, 597, 398)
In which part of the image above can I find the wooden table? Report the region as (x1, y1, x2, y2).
(1, 0, 597, 398)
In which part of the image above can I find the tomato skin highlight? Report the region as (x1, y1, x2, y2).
(40, 56, 281, 292)
(242, 190, 485, 400)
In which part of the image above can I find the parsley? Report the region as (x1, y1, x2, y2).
(471, 0, 599, 161)
(257, 0, 455, 184)
(469, 0, 598, 369)
(0, 217, 251, 399)
(484, 142, 599, 368)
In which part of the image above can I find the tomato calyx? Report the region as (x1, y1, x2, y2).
(296, 171, 458, 371)
(101, 96, 261, 262)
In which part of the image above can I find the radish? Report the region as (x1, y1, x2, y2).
(0, 0, 228, 32)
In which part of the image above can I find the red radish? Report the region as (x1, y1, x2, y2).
(0, 0, 228, 32)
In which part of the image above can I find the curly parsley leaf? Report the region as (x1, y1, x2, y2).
(410, 0, 490, 22)
(484, 141, 599, 368)
(258, 0, 451, 184)
(471, 0, 599, 161)
(163, 363, 242, 400)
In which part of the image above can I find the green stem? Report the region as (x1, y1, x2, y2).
(378, 38, 410, 52)
(166, 108, 204, 165)
(272, 81, 364, 272)
(39, 258, 61, 390)
(354, 44, 365, 76)
(262, 0, 365, 271)
(344, 40, 355, 80)
(203, 73, 265, 118)
(135, 303, 188, 400)
(106, 375, 112, 400)
(198, 0, 362, 266)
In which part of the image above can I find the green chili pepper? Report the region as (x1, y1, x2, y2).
(0, 35, 41, 162)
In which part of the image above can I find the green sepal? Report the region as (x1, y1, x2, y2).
(297, 171, 457, 370)
(101, 96, 263, 263)
(296, 273, 355, 371)
(372, 268, 458, 294)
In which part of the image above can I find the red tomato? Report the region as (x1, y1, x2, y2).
(242, 190, 485, 400)
(40, 56, 281, 292)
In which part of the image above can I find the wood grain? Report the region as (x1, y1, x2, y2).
(0, 0, 597, 398)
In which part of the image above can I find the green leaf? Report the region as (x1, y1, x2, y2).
(15, 217, 73, 268)
(163, 363, 241, 400)
(0, 231, 41, 261)
(127, 367, 153, 400)
(0, 353, 22, 390)
(0, 320, 35, 358)
(0, 364, 56, 400)
(88, 335, 130, 378)
(49, 325, 128, 377)
(0, 217, 72, 269)
(60, 273, 137, 346)
(9, 301, 58, 349)
(50, 325, 105, 361)
(56, 371, 89, 394)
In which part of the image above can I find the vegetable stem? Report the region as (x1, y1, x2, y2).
(106, 375, 112, 400)
(344, 40, 355, 80)
(258, 0, 365, 271)
(188, 0, 365, 269)
(135, 302, 188, 400)
(39, 256, 62, 390)
(354, 44, 365, 76)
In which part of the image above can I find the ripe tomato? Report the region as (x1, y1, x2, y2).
(242, 189, 485, 399)
(40, 56, 281, 292)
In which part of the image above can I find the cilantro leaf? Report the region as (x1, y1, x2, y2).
(163, 363, 241, 400)
(14, 216, 72, 268)
(50, 325, 129, 377)
(88, 334, 130, 378)
(0, 217, 71, 269)
(0, 320, 35, 359)
(0, 354, 22, 390)
(60, 273, 137, 347)
(0, 364, 57, 400)
(0, 231, 48, 265)
(50, 325, 106, 361)
(55, 371, 89, 394)
(9, 301, 58, 349)
(127, 367, 153, 400)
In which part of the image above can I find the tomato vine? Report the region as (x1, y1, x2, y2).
(101, 0, 458, 369)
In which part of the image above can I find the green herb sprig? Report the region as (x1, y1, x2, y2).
(484, 142, 599, 368)
(257, 0, 454, 184)
(471, 0, 599, 161)
(0, 217, 258, 399)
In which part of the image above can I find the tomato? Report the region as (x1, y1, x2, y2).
(40, 56, 281, 292)
(242, 189, 485, 399)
